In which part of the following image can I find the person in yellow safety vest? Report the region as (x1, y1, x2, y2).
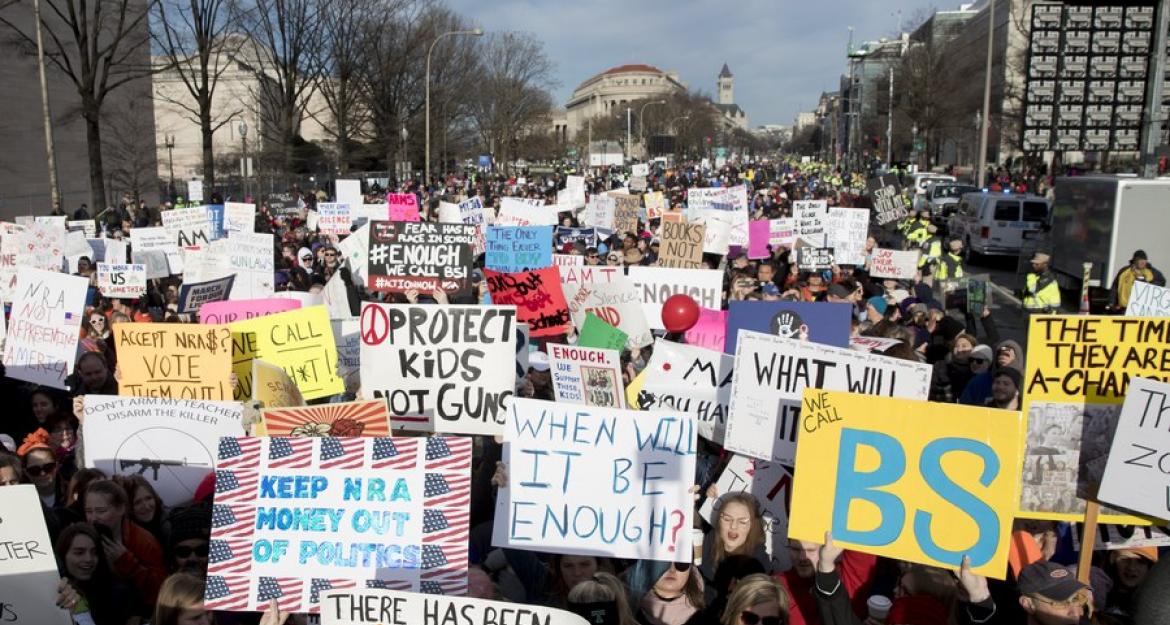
(1109, 249, 1167, 311)
(934, 239, 965, 281)
(919, 224, 943, 269)
(1024, 251, 1062, 313)
(905, 211, 932, 247)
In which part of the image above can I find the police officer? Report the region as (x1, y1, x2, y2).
(919, 224, 943, 271)
(934, 238, 965, 281)
(1023, 251, 1061, 313)
(905, 210, 932, 248)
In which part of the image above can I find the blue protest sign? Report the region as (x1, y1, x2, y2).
(485, 226, 553, 273)
(724, 300, 852, 353)
(207, 204, 226, 240)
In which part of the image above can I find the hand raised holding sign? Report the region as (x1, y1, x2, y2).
(956, 555, 991, 604)
(817, 531, 844, 574)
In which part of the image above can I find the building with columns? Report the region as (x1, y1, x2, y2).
(563, 64, 688, 139)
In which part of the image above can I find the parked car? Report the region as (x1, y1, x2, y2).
(924, 183, 980, 221)
(948, 191, 1051, 259)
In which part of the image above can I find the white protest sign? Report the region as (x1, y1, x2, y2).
(335, 179, 363, 208)
(177, 274, 235, 314)
(0, 226, 23, 302)
(131, 226, 183, 274)
(317, 202, 353, 235)
(553, 254, 584, 267)
(725, 330, 932, 464)
(1098, 377, 1170, 520)
(793, 200, 828, 247)
(640, 340, 732, 442)
(497, 197, 557, 227)
(337, 223, 369, 281)
(323, 272, 352, 319)
(67, 219, 96, 238)
(64, 230, 93, 261)
(698, 455, 794, 571)
(849, 335, 903, 353)
(82, 395, 244, 505)
(1126, 281, 1170, 317)
(548, 344, 625, 408)
(332, 318, 360, 390)
(3, 267, 87, 389)
(97, 263, 147, 298)
(1073, 523, 1170, 551)
(581, 195, 615, 230)
(826, 207, 869, 266)
(352, 204, 388, 227)
(563, 276, 652, 349)
(162, 205, 213, 249)
(686, 186, 749, 247)
(0, 485, 71, 625)
(188, 179, 204, 202)
(492, 398, 697, 562)
(203, 232, 275, 300)
(104, 238, 128, 264)
(23, 221, 66, 272)
(359, 303, 516, 434)
(626, 267, 724, 331)
(631, 163, 649, 177)
(319, 589, 589, 625)
(695, 214, 732, 255)
(869, 248, 919, 280)
(306, 210, 320, 232)
(224, 202, 256, 235)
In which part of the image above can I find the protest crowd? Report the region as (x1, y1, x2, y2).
(2, 156, 1170, 625)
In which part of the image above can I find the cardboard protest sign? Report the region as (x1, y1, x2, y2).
(793, 200, 828, 247)
(612, 194, 641, 234)
(200, 298, 301, 324)
(178, 274, 236, 314)
(319, 589, 589, 625)
(554, 227, 597, 249)
(335, 179, 363, 208)
(492, 398, 696, 561)
(262, 399, 391, 438)
(548, 344, 625, 408)
(203, 436, 472, 612)
(231, 305, 344, 402)
(693, 215, 732, 255)
(869, 248, 919, 280)
(577, 312, 629, 351)
(0, 485, 71, 625)
(498, 197, 556, 227)
(626, 267, 724, 332)
(698, 455, 793, 571)
(252, 359, 305, 412)
(1098, 377, 1170, 520)
(163, 205, 213, 249)
(225, 202, 256, 235)
(3, 267, 87, 389)
(686, 307, 727, 352)
(1019, 316, 1170, 523)
(483, 267, 571, 338)
(788, 390, 1023, 579)
(387, 193, 421, 222)
(67, 218, 96, 238)
(563, 276, 652, 348)
(725, 300, 853, 353)
(639, 339, 732, 442)
(826, 207, 869, 265)
(359, 303, 516, 434)
(747, 218, 795, 259)
(581, 195, 615, 230)
(104, 238, 128, 264)
(658, 221, 706, 268)
(726, 331, 931, 464)
(796, 247, 834, 272)
(317, 203, 352, 235)
(97, 263, 147, 298)
(366, 221, 474, 296)
(22, 220, 65, 272)
(337, 223, 369, 282)
(131, 226, 183, 274)
(115, 323, 233, 400)
(1126, 281, 1170, 316)
(868, 175, 909, 225)
(81, 395, 243, 505)
(485, 226, 553, 273)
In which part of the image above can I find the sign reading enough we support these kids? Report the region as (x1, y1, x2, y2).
(492, 398, 697, 562)
(203, 436, 472, 613)
(787, 390, 1024, 579)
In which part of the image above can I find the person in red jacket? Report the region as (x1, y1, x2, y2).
(84, 479, 168, 605)
(778, 538, 876, 625)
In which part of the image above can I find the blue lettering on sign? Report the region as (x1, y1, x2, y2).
(831, 428, 905, 547)
(259, 475, 328, 499)
(914, 438, 1000, 567)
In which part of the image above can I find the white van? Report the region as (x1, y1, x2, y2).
(947, 191, 1051, 257)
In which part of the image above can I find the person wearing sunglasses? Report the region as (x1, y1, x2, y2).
(18, 430, 66, 507)
(628, 560, 706, 625)
(55, 523, 142, 625)
(165, 504, 212, 576)
(721, 573, 789, 625)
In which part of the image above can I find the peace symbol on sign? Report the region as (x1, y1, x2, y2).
(361, 304, 389, 346)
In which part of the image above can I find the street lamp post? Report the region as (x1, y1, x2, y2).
(668, 115, 690, 135)
(426, 28, 483, 184)
(976, 0, 995, 187)
(32, 0, 60, 213)
(625, 107, 632, 162)
(400, 123, 409, 182)
(239, 121, 248, 200)
(639, 100, 666, 143)
(165, 134, 176, 202)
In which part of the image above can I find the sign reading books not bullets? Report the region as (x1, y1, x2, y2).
(203, 436, 472, 613)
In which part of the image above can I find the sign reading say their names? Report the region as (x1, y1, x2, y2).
(1098, 377, 1170, 521)
(115, 323, 233, 400)
(869, 248, 919, 280)
(548, 343, 625, 408)
(787, 390, 1023, 579)
(319, 589, 589, 625)
(0, 485, 71, 625)
(366, 221, 475, 296)
(725, 330, 931, 465)
(3, 267, 88, 389)
(492, 398, 696, 562)
(359, 303, 516, 435)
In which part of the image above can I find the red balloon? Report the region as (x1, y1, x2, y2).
(661, 294, 700, 333)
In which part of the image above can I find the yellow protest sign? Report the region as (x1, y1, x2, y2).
(252, 358, 304, 410)
(230, 305, 343, 401)
(114, 323, 232, 400)
(625, 368, 646, 408)
(788, 390, 1023, 579)
(1020, 315, 1169, 523)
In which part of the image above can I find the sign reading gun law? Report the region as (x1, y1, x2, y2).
(359, 303, 516, 435)
(788, 391, 1023, 579)
(725, 330, 931, 465)
(115, 324, 233, 400)
(3, 267, 88, 389)
(0, 485, 72, 625)
(1020, 316, 1170, 523)
(366, 221, 475, 296)
(82, 395, 243, 506)
(230, 305, 343, 402)
(1098, 377, 1170, 521)
(320, 589, 589, 625)
(203, 436, 472, 612)
(639, 340, 732, 443)
(548, 344, 625, 408)
(492, 398, 697, 562)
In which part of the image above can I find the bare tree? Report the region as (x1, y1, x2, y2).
(103, 96, 156, 203)
(151, 0, 241, 189)
(357, 0, 427, 174)
(309, 0, 375, 172)
(0, 0, 153, 210)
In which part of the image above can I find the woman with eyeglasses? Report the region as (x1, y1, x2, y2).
(700, 492, 770, 583)
(720, 574, 789, 625)
(55, 523, 143, 625)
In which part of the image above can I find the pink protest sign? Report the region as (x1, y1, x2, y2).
(198, 298, 301, 324)
(747, 218, 795, 259)
(388, 193, 421, 222)
(685, 307, 727, 352)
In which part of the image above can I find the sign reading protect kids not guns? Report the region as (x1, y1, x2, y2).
(491, 398, 697, 562)
(115, 324, 233, 400)
(203, 436, 472, 613)
(787, 390, 1024, 579)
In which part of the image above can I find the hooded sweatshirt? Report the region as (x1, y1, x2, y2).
(959, 339, 1023, 405)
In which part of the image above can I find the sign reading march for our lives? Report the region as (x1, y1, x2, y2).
(724, 300, 853, 354)
(1099, 377, 1170, 521)
(359, 303, 516, 435)
(548, 344, 625, 408)
(483, 267, 571, 338)
(699, 455, 793, 571)
(639, 339, 732, 443)
(0, 485, 71, 625)
(787, 390, 1024, 579)
(1126, 280, 1170, 316)
(319, 589, 589, 625)
(230, 305, 344, 402)
(626, 267, 724, 332)
(492, 398, 697, 562)
(178, 275, 235, 315)
(725, 330, 931, 465)
(81, 395, 243, 505)
(203, 436, 472, 612)
(3, 267, 87, 389)
(114, 323, 233, 400)
(366, 221, 475, 296)
(485, 225, 553, 273)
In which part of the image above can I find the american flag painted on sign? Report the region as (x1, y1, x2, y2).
(211, 503, 255, 537)
(208, 537, 253, 575)
(213, 469, 258, 503)
(205, 575, 250, 611)
(319, 437, 365, 470)
(425, 437, 472, 471)
(365, 579, 413, 591)
(309, 578, 357, 604)
(217, 437, 262, 469)
(257, 577, 303, 612)
(268, 437, 313, 468)
(371, 437, 418, 470)
(424, 473, 471, 508)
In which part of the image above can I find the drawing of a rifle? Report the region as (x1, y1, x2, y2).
(119, 458, 206, 480)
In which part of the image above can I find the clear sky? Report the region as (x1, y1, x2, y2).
(445, 0, 944, 127)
